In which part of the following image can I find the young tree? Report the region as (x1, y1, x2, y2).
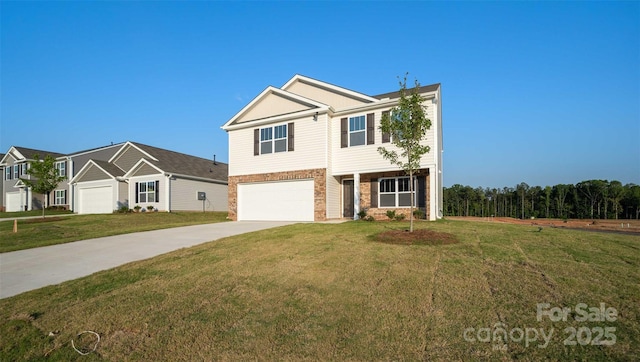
(21, 154, 66, 218)
(378, 74, 431, 232)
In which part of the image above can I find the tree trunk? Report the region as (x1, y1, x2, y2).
(409, 169, 414, 232)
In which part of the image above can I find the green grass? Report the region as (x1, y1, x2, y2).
(0, 220, 638, 360)
(0, 209, 74, 218)
(0, 212, 229, 253)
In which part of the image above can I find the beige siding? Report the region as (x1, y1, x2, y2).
(236, 92, 313, 124)
(326, 175, 341, 219)
(228, 116, 327, 176)
(113, 145, 146, 171)
(285, 80, 370, 109)
(170, 178, 227, 212)
(77, 164, 110, 182)
(331, 106, 437, 175)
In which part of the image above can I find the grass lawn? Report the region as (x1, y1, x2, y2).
(1, 220, 638, 360)
(0, 212, 229, 253)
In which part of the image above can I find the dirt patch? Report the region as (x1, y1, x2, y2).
(447, 217, 640, 234)
(374, 229, 458, 246)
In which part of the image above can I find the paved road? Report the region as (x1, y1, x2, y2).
(0, 221, 294, 299)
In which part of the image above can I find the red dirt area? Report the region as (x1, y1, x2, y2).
(375, 228, 458, 246)
(447, 216, 640, 234)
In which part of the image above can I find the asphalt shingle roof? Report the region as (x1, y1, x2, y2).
(13, 146, 65, 160)
(131, 142, 228, 182)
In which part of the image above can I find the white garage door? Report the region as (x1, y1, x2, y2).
(238, 180, 314, 221)
(78, 186, 113, 214)
(6, 192, 23, 212)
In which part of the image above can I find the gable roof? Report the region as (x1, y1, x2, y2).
(281, 74, 378, 104)
(128, 142, 228, 182)
(69, 159, 126, 183)
(222, 86, 329, 129)
(0, 146, 64, 165)
(373, 83, 441, 100)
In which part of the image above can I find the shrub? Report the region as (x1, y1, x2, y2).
(134, 205, 142, 212)
(386, 210, 396, 220)
(357, 209, 368, 219)
(413, 209, 425, 219)
(114, 205, 131, 214)
(363, 215, 375, 222)
(147, 205, 155, 212)
(394, 214, 406, 221)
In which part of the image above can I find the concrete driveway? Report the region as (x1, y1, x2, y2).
(0, 221, 294, 299)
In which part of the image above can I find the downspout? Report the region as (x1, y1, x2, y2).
(166, 174, 172, 212)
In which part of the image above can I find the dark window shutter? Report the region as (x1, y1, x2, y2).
(370, 178, 378, 208)
(418, 176, 426, 208)
(381, 111, 391, 143)
(254, 129, 260, 156)
(64, 190, 67, 205)
(135, 182, 139, 203)
(288, 122, 294, 152)
(155, 180, 160, 203)
(340, 117, 348, 148)
(366, 113, 375, 145)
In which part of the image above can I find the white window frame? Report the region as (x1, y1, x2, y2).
(54, 190, 66, 205)
(13, 165, 19, 179)
(55, 161, 66, 177)
(20, 163, 28, 176)
(348, 115, 366, 147)
(260, 124, 288, 155)
(5, 167, 11, 181)
(379, 176, 416, 208)
(138, 181, 157, 203)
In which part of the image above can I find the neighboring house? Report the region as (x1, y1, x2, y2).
(221, 74, 443, 221)
(1, 144, 123, 212)
(70, 141, 228, 214)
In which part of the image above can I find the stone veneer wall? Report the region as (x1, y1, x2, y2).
(358, 169, 430, 220)
(227, 168, 327, 221)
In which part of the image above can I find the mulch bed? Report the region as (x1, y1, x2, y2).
(374, 228, 458, 246)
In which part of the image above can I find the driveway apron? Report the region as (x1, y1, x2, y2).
(0, 221, 294, 299)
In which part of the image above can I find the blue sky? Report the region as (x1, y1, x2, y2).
(1, 1, 638, 188)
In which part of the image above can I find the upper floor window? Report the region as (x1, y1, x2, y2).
(349, 115, 366, 146)
(341, 113, 374, 148)
(55, 161, 66, 177)
(379, 177, 415, 207)
(20, 163, 28, 176)
(13, 165, 19, 179)
(254, 123, 294, 156)
(5, 167, 11, 180)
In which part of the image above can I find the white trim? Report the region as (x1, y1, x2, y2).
(108, 141, 158, 163)
(377, 176, 417, 208)
(222, 86, 329, 130)
(122, 158, 164, 178)
(281, 74, 379, 103)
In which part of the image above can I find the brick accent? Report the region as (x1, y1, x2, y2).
(228, 168, 327, 221)
(357, 169, 430, 220)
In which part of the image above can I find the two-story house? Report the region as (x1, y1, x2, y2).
(1, 142, 228, 214)
(222, 75, 443, 221)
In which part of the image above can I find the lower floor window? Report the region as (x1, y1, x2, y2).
(379, 177, 415, 207)
(54, 190, 66, 205)
(138, 181, 158, 203)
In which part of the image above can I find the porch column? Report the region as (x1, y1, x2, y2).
(353, 172, 360, 220)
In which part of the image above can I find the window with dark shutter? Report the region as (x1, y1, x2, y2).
(288, 122, 294, 151)
(155, 180, 160, 203)
(254, 129, 260, 156)
(381, 111, 391, 143)
(370, 178, 378, 208)
(367, 113, 375, 145)
(135, 182, 139, 203)
(341, 118, 348, 148)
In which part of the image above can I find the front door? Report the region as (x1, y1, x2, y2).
(343, 180, 354, 218)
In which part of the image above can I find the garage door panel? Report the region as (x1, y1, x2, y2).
(238, 180, 314, 221)
(6, 193, 22, 212)
(79, 186, 113, 214)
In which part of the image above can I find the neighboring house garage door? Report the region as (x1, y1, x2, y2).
(78, 186, 113, 214)
(237, 180, 314, 221)
(6, 192, 23, 212)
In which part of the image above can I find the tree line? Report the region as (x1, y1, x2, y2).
(443, 180, 640, 220)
